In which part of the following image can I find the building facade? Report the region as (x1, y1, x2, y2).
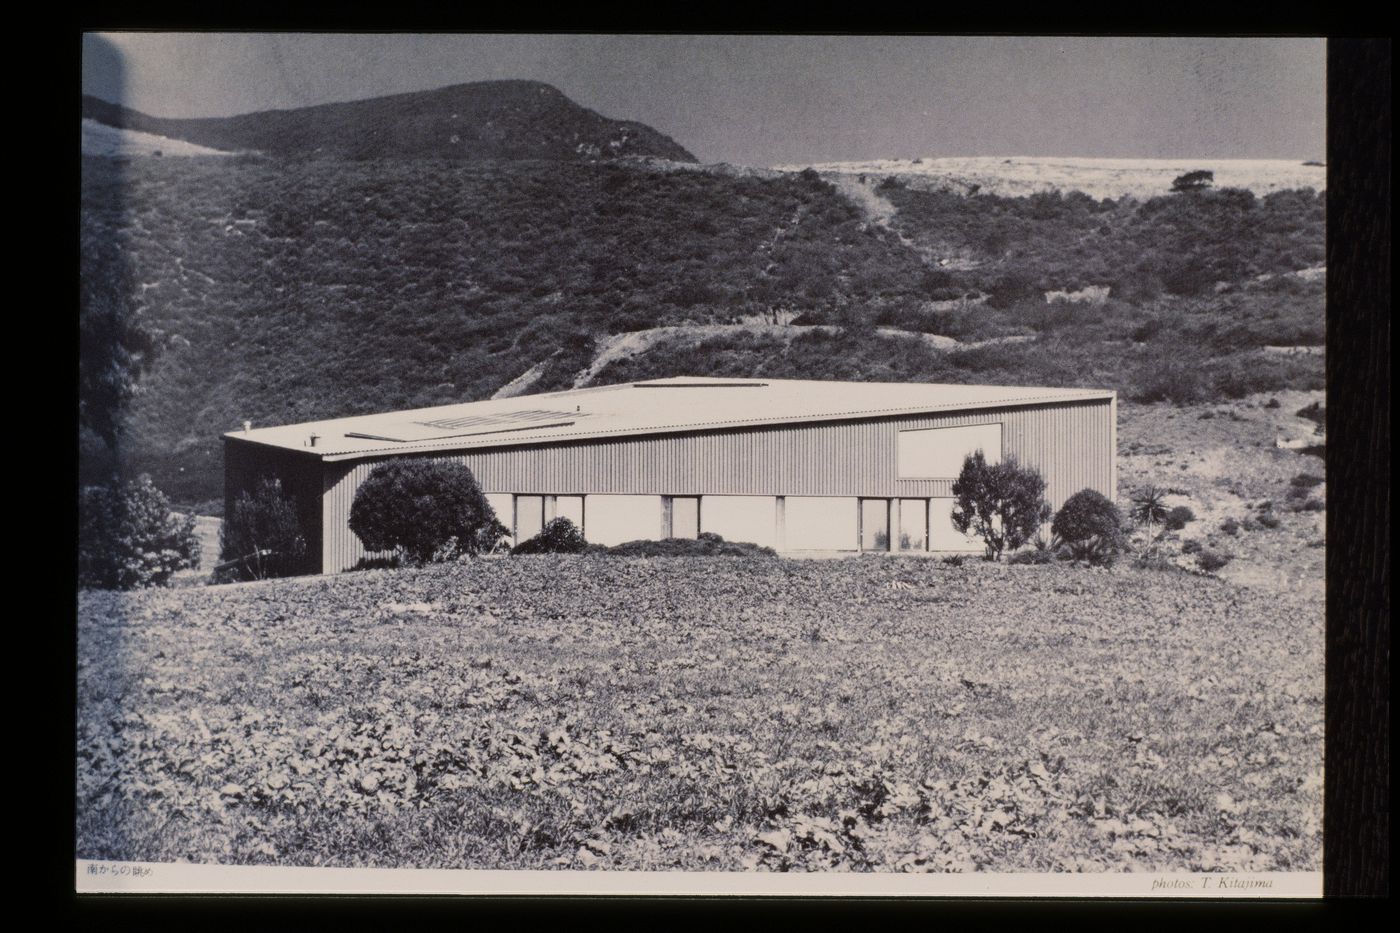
(224, 377, 1117, 574)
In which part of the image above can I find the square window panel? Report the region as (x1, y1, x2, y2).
(515, 495, 544, 544)
(861, 499, 890, 552)
(898, 499, 928, 551)
(671, 497, 699, 539)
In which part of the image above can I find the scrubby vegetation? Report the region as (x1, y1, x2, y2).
(512, 517, 589, 555)
(217, 477, 308, 581)
(1196, 549, 1233, 573)
(80, 153, 1324, 505)
(884, 185, 1323, 299)
(77, 555, 1323, 871)
(1295, 402, 1325, 431)
(348, 460, 507, 564)
(1163, 506, 1196, 532)
(604, 532, 776, 558)
(78, 475, 200, 590)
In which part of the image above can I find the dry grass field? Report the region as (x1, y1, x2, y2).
(77, 551, 1322, 873)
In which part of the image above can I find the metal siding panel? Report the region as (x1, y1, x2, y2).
(308, 398, 1115, 572)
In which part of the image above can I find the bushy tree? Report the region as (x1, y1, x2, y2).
(1171, 170, 1214, 193)
(1051, 488, 1127, 565)
(78, 475, 200, 590)
(951, 451, 1052, 561)
(512, 517, 588, 555)
(80, 229, 162, 487)
(218, 477, 307, 581)
(348, 459, 507, 564)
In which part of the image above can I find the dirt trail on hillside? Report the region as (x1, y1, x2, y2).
(491, 360, 549, 399)
(573, 324, 965, 387)
(825, 174, 899, 227)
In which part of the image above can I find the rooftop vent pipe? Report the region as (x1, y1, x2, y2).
(242, 420, 251, 433)
(308, 433, 320, 448)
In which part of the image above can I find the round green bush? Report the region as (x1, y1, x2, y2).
(512, 517, 588, 555)
(349, 459, 507, 564)
(1050, 489, 1126, 564)
(78, 475, 200, 590)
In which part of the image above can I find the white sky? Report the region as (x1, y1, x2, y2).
(83, 34, 1327, 165)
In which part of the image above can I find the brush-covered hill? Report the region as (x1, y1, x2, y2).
(81, 81, 696, 163)
(80, 154, 1323, 506)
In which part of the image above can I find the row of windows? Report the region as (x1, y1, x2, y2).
(496, 493, 982, 552)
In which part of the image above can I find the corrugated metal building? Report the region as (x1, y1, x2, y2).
(224, 377, 1117, 574)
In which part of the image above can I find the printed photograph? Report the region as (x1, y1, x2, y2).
(78, 34, 1326, 893)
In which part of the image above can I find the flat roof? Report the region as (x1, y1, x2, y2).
(224, 376, 1116, 462)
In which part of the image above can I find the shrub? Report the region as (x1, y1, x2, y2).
(1291, 473, 1324, 489)
(1131, 361, 1209, 404)
(217, 477, 308, 581)
(1296, 401, 1325, 429)
(1130, 318, 1164, 343)
(512, 517, 588, 555)
(1130, 485, 1171, 542)
(1134, 553, 1182, 572)
(1256, 510, 1282, 529)
(1171, 170, 1215, 193)
(78, 475, 200, 590)
(1051, 489, 1127, 565)
(604, 532, 775, 558)
(951, 451, 1052, 561)
(984, 271, 1041, 309)
(940, 554, 967, 567)
(1220, 517, 1241, 536)
(1181, 539, 1203, 555)
(1196, 549, 1232, 572)
(1163, 505, 1196, 531)
(1008, 537, 1061, 566)
(348, 459, 508, 564)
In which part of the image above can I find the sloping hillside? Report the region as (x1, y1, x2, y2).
(82, 81, 696, 163)
(81, 154, 1323, 506)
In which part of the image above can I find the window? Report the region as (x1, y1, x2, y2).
(584, 495, 663, 546)
(700, 496, 777, 548)
(897, 499, 928, 551)
(897, 423, 1003, 478)
(549, 495, 584, 528)
(784, 497, 858, 550)
(667, 497, 699, 539)
(929, 498, 987, 551)
(860, 498, 890, 551)
(515, 495, 544, 543)
(484, 493, 513, 539)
